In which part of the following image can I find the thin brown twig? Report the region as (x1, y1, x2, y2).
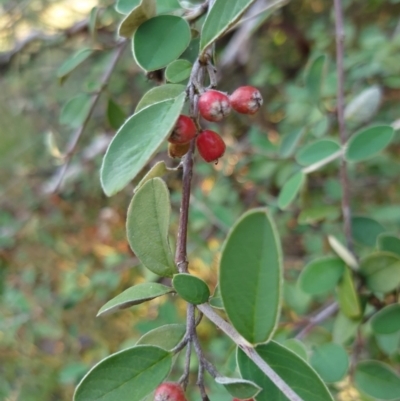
(333, 0, 354, 252)
(50, 41, 127, 193)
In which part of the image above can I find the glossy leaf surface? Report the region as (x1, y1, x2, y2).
(127, 178, 177, 277)
(219, 209, 282, 344)
(97, 283, 173, 316)
(101, 93, 185, 196)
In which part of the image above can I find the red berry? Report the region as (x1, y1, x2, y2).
(230, 86, 263, 115)
(168, 115, 197, 144)
(154, 382, 187, 401)
(196, 130, 226, 163)
(168, 142, 190, 159)
(198, 90, 231, 122)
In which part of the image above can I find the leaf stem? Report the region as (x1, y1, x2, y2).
(333, 0, 354, 252)
(50, 41, 127, 193)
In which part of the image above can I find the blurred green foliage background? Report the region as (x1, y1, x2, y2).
(1, 0, 400, 400)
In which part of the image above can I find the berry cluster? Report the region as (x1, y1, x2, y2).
(168, 86, 263, 163)
(154, 382, 254, 401)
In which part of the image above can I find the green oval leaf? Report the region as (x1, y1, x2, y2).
(173, 273, 210, 304)
(298, 206, 340, 225)
(101, 93, 185, 196)
(165, 59, 192, 83)
(237, 341, 334, 401)
(371, 304, 400, 335)
(133, 16, 191, 72)
(378, 234, 400, 257)
(215, 377, 261, 399)
(74, 345, 172, 401)
(333, 311, 361, 345)
(219, 209, 282, 345)
(298, 256, 345, 296)
(277, 171, 306, 210)
(376, 332, 400, 356)
(344, 85, 382, 124)
(135, 161, 169, 191)
(200, 0, 257, 53)
(360, 252, 400, 293)
(118, 0, 156, 38)
(60, 94, 92, 128)
(336, 267, 362, 319)
(304, 54, 327, 104)
(355, 361, 400, 400)
(57, 48, 94, 84)
(97, 283, 173, 316)
(136, 324, 186, 350)
(135, 84, 186, 113)
(282, 339, 308, 361)
(295, 139, 340, 166)
(107, 98, 126, 130)
(351, 216, 385, 247)
(345, 125, 394, 162)
(127, 178, 177, 277)
(116, 0, 141, 13)
(279, 128, 305, 157)
(310, 343, 349, 383)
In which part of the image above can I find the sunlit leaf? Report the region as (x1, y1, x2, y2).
(219, 209, 282, 344)
(336, 267, 362, 319)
